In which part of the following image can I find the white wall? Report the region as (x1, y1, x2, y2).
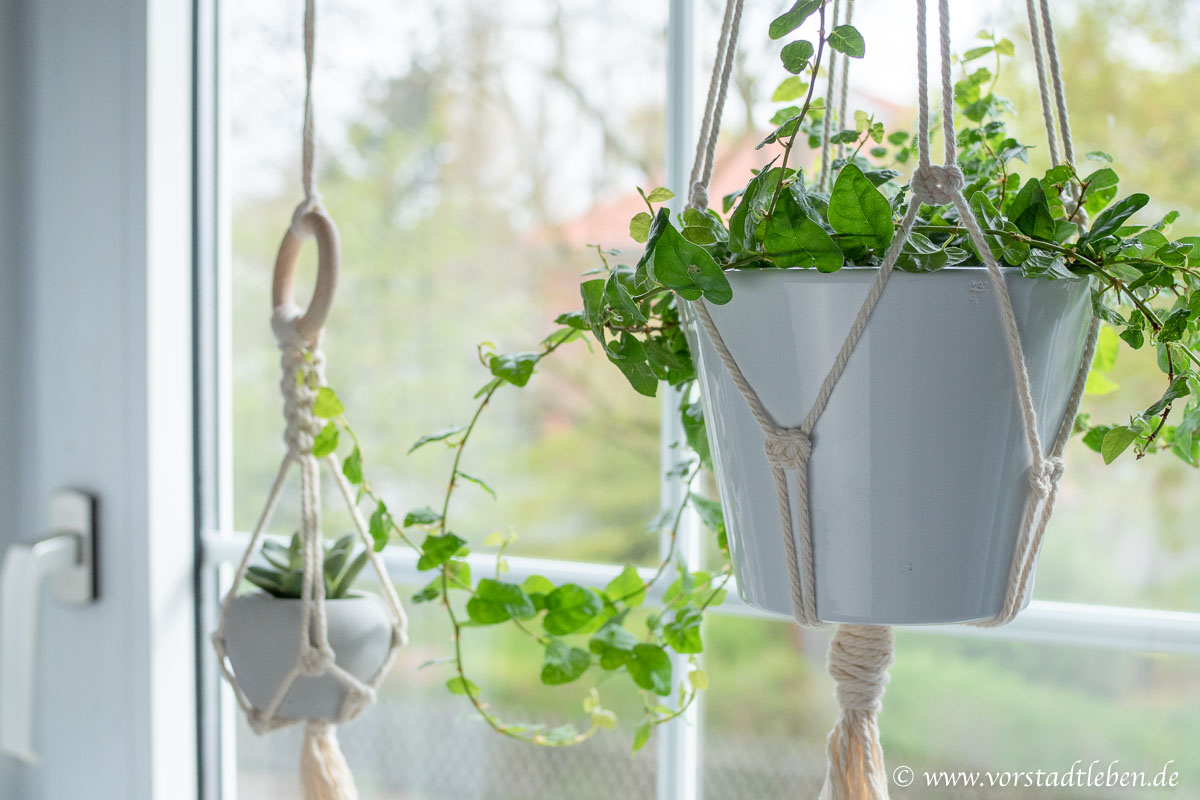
(0, 0, 198, 797)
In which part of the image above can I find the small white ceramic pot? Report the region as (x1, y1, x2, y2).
(223, 593, 393, 721)
(684, 267, 1092, 625)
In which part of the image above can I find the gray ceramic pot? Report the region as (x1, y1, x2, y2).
(686, 267, 1092, 625)
(223, 592, 392, 721)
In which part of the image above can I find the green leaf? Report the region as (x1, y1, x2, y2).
(341, 446, 363, 485)
(605, 565, 646, 607)
(827, 25, 865, 57)
(312, 387, 345, 419)
(780, 40, 814, 73)
(688, 668, 710, 691)
(456, 470, 496, 499)
(1007, 178, 1056, 240)
(1119, 327, 1145, 350)
(403, 506, 442, 527)
(663, 607, 704, 654)
(644, 209, 732, 304)
(1085, 150, 1114, 163)
(311, 422, 339, 458)
(607, 333, 659, 398)
(1144, 375, 1190, 418)
(1101, 426, 1140, 464)
(467, 578, 536, 624)
(489, 351, 540, 387)
(629, 212, 653, 243)
(962, 45, 994, 61)
(969, 192, 1028, 266)
(690, 495, 727, 553)
(1081, 167, 1119, 215)
(1158, 308, 1191, 343)
(827, 164, 894, 253)
(632, 720, 653, 753)
(446, 677, 480, 696)
(1084, 193, 1149, 244)
(764, 189, 844, 271)
(543, 584, 605, 636)
(589, 623, 639, 670)
(645, 186, 675, 203)
(522, 575, 555, 596)
(331, 551, 367, 599)
(368, 502, 393, 551)
(626, 644, 672, 695)
(408, 425, 466, 454)
(417, 532, 467, 571)
(771, 75, 808, 102)
(769, 0, 821, 39)
(680, 399, 710, 466)
(541, 639, 591, 686)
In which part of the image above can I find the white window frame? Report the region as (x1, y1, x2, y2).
(1, 0, 197, 798)
(193, 2, 1200, 799)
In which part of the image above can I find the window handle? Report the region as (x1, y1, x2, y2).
(0, 490, 98, 765)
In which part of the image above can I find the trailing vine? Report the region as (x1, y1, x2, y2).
(255, 0, 1200, 755)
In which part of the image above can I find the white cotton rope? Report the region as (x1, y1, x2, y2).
(817, 0, 841, 192)
(212, 2, 407, 798)
(686, 0, 1096, 796)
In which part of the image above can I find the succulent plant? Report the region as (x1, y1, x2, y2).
(246, 532, 370, 600)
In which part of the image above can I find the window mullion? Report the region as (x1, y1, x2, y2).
(659, 2, 700, 800)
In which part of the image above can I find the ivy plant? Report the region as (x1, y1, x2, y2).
(261, 0, 1200, 755)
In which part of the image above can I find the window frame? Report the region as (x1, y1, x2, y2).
(192, 2, 1200, 799)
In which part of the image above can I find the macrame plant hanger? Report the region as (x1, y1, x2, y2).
(210, 2, 409, 798)
(686, 1, 1098, 797)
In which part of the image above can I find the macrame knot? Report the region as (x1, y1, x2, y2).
(290, 193, 325, 236)
(274, 305, 326, 455)
(341, 685, 377, 720)
(764, 427, 812, 469)
(688, 181, 709, 212)
(247, 708, 270, 735)
(1029, 456, 1065, 498)
(391, 625, 409, 649)
(910, 164, 965, 206)
(300, 644, 336, 676)
(827, 624, 894, 713)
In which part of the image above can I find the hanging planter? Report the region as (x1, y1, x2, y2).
(222, 534, 395, 720)
(211, 3, 409, 797)
(684, 266, 1092, 623)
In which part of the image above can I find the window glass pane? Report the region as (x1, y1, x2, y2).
(702, 617, 1200, 797)
(228, 0, 669, 566)
(696, 0, 1200, 610)
(225, 0, 671, 791)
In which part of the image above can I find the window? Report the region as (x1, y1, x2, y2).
(197, 1, 1200, 798)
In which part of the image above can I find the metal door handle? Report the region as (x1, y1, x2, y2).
(0, 490, 98, 764)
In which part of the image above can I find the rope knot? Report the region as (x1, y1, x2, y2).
(247, 708, 270, 735)
(688, 181, 709, 212)
(827, 624, 894, 714)
(300, 644, 336, 676)
(273, 305, 326, 455)
(910, 164, 964, 206)
(1029, 456, 1065, 498)
(289, 193, 324, 236)
(392, 625, 409, 649)
(341, 685, 378, 720)
(764, 427, 811, 469)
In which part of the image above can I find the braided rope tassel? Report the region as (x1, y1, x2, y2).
(301, 721, 359, 800)
(819, 625, 894, 800)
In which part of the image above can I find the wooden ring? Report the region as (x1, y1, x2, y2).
(272, 204, 341, 343)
